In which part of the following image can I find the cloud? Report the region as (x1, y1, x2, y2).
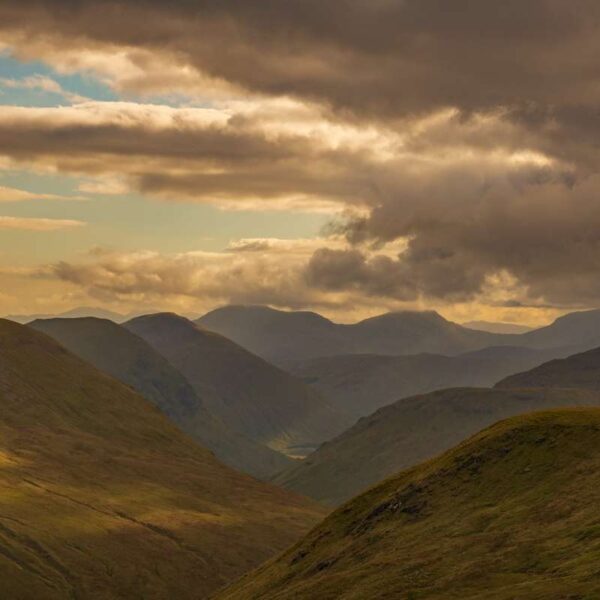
(0, 216, 86, 231)
(0, 74, 88, 103)
(0, 185, 86, 202)
(1, 1, 600, 312)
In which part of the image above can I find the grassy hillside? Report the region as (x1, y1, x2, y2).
(126, 313, 352, 457)
(496, 346, 600, 391)
(273, 387, 600, 506)
(30, 317, 292, 479)
(289, 346, 563, 418)
(0, 319, 325, 599)
(218, 409, 600, 599)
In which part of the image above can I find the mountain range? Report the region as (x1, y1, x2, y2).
(0, 319, 324, 599)
(198, 305, 600, 365)
(288, 345, 566, 419)
(219, 409, 600, 599)
(30, 317, 293, 479)
(496, 345, 600, 391)
(125, 313, 352, 457)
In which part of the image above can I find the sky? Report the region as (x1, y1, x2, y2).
(0, 1, 598, 325)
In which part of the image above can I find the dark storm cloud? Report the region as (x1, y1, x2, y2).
(2, 1, 600, 123)
(3, 0, 600, 309)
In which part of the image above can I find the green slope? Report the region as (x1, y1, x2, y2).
(30, 317, 292, 479)
(0, 319, 325, 599)
(218, 409, 600, 599)
(126, 313, 352, 457)
(273, 387, 600, 506)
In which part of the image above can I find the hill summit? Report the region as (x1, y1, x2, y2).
(219, 409, 600, 599)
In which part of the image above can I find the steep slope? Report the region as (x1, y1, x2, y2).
(496, 345, 600, 391)
(218, 410, 600, 600)
(126, 313, 352, 457)
(273, 387, 600, 506)
(0, 319, 324, 599)
(199, 306, 510, 364)
(30, 317, 292, 479)
(290, 345, 563, 418)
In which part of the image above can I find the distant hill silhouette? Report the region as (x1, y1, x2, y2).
(289, 345, 567, 418)
(462, 319, 533, 334)
(496, 345, 600, 391)
(199, 306, 600, 365)
(126, 313, 353, 457)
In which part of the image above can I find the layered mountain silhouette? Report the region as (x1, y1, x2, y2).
(30, 317, 292, 479)
(0, 320, 325, 599)
(496, 345, 600, 391)
(289, 345, 564, 418)
(462, 319, 533, 334)
(219, 409, 600, 599)
(7, 306, 128, 324)
(273, 386, 600, 506)
(198, 305, 507, 364)
(126, 313, 352, 456)
(198, 305, 600, 365)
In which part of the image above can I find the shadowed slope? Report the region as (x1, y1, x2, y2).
(0, 319, 325, 599)
(496, 346, 600, 391)
(126, 313, 352, 456)
(30, 317, 291, 479)
(218, 410, 600, 599)
(273, 387, 600, 506)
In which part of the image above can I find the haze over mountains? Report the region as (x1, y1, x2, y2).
(198, 305, 600, 365)
(125, 313, 352, 457)
(220, 410, 600, 599)
(30, 317, 292, 479)
(0, 320, 324, 599)
(462, 320, 533, 334)
(7, 306, 131, 324)
(289, 346, 565, 419)
(274, 387, 600, 506)
(496, 346, 600, 391)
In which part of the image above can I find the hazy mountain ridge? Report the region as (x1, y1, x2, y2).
(496, 345, 600, 391)
(288, 345, 568, 418)
(198, 305, 510, 364)
(30, 317, 292, 479)
(273, 386, 600, 506)
(0, 319, 325, 599)
(198, 305, 600, 365)
(126, 313, 353, 457)
(219, 410, 600, 599)
(462, 320, 533, 334)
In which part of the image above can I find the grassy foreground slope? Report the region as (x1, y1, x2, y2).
(0, 319, 325, 599)
(274, 387, 600, 506)
(30, 317, 292, 479)
(218, 409, 600, 599)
